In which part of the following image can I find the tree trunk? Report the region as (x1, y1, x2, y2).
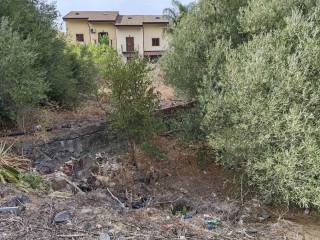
(128, 138, 137, 167)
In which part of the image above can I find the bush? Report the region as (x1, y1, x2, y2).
(0, 19, 47, 123)
(50, 44, 97, 107)
(161, 0, 247, 99)
(101, 55, 160, 163)
(204, 9, 320, 208)
(0, 0, 97, 109)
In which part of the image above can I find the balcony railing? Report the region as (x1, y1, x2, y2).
(121, 44, 140, 54)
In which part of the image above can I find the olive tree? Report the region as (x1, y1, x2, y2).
(204, 8, 320, 208)
(0, 19, 47, 125)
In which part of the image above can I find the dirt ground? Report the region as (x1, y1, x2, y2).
(1, 66, 320, 239)
(1, 136, 319, 240)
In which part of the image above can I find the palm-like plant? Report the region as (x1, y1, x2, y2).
(163, 0, 195, 29)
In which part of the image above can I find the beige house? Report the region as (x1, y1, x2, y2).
(63, 11, 169, 59)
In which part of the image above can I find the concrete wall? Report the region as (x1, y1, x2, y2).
(65, 19, 91, 43)
(116, 26, 144, 56)
(143, 24, 168, 52)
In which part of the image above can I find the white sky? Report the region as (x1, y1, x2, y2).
(52, 0, 194, 29)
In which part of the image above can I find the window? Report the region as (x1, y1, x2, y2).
(98, 32, 109, 45)
(76, 34, 84, 42)
(152, 38, 160, 46)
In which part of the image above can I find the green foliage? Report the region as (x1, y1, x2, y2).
(163, 0, 195, 31)
(161, 0, 247, 99)
(108, 57, 160, 143)
(0, 19, 47, 122)
(0, 165, 20, 184)
(99, 54, 160, 161)
(99, 35, 109, 45)
(53, 43, 97, 106)
(204, 8, 320, 208)
(239, 0, 317, 34)
(163, 0, 320, 209)
(0, 0, 97, 119)
(20, 171, 45, 189)
(141, 142, 167, 161)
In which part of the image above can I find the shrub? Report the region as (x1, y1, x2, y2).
(51, 44, 98, 107)
(161, 0, 247, 99)
(0, 19, 47, 124)
(102, 55, 160, 163)
(204, 9, 320, 208)
(0, 0, 97, 108)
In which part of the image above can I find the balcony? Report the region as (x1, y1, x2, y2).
(121, 44, 139, 54)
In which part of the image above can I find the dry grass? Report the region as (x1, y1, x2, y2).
(0, 142, 30, 170)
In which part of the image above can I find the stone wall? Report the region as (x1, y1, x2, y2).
(13, 122, 127, 173)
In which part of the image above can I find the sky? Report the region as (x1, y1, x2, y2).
(52, 0, 194, 29)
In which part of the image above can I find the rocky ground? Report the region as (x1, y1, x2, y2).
(0, 136, 319, 240)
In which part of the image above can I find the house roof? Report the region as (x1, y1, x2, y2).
(115, 15, 169, 26)
(63, 11, 119, 22)
(63, 11, 169, 25)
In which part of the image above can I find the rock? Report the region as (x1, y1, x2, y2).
(45, 172, 68, 191)
(246, 229, 258, 234)
(54, 211, 72, 223)
(304, 208, 311, 215)
(258, 209, 271, 222)
(99, 232, 111, 240)
(80, 208, 94, 215)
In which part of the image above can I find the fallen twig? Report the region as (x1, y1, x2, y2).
(107, 188, 125, 208)
(63, 177, 84, 195)
(56, 234, 87, 238)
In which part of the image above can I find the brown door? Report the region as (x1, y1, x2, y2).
(126, 37, 134, 52)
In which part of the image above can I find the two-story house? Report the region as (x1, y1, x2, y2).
(63, 11, 169, 60)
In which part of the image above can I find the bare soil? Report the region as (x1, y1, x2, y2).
(1, 136, 319, 240)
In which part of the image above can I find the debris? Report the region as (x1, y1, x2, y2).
(258, 209, 271, 222)
(204, 217, 220, 230)
(183, 213, 193, 220)
(99, 232, 111, 240)
(1, 194, 29, 207)
(132, 197, 148, 209)
(54, 211, 72, 223)
(0, 206, 25, 215)
(49, 191, 72, 199)
(107, 188, 125, 209)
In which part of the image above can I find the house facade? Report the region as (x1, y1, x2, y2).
(63, 11, 169, 59)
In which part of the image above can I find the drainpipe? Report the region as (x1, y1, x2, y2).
(87, 22, 92, 43)
(142, 25, 144, 57)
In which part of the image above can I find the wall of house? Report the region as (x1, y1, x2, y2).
(89, 22, 117, 48)
(116, 26, 144, 56)
(65, 19, 91, 43)
(143, 24, 168, 52)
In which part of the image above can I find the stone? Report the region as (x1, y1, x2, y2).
(46, 172, 68, 191)
(99, 232, 111, 240)
(54, 211, 72, 223)
(80, 208, 94, 215)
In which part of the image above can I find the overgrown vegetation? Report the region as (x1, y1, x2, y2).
(162, 0, 320, 209)
(0, 142, 45, 189)
(99, 53, 160, 164)
(0, 0, 97, 126)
